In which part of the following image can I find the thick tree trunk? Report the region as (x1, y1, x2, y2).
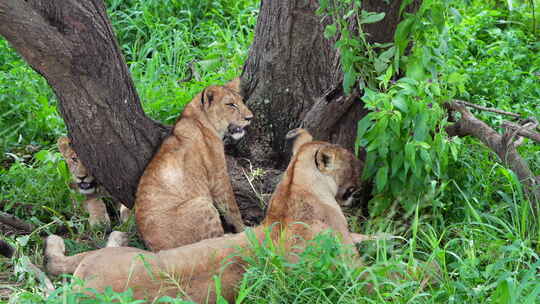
(0, 0, 169, 208)
(241, 0, 419, 169)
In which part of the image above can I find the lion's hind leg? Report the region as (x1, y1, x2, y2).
(45, 231, 129, 276)
(45, 235, 87, 276)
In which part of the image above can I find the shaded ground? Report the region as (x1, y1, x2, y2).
(226, 156, 282, 226)
(0, 223, 25, 301)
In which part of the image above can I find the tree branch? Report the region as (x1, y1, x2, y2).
(445, 102, 540, 209)
(454, 99, 522, 119)
(301, 86, 361, 141)
(501, 120, 540, 144)
(0, 212, 35, 233)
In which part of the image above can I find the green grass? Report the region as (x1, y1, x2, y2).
(1, 0, 540, 303)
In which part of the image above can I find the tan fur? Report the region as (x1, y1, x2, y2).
(45, 231, 129, 276)
(58, 137, 130, 227)
(49, 129, 363, 302)
(135, 79, 253, 251)
(286, 128, 313, 155)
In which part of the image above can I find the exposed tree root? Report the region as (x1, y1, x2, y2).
(0, 212, 35, 233)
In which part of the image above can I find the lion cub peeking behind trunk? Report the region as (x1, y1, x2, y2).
(58, 137, 130, 227)
(135, 78, 252, 251)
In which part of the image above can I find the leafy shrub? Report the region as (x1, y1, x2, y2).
(0, 149, 73, 224)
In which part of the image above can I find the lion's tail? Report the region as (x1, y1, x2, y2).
(286, 128, 313, 155)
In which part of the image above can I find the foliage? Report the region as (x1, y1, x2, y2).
(105, 0, 258, 123)
(318, 0, 458, 214)
(0, 149, 73, 224)
(318, 0, 539, 216)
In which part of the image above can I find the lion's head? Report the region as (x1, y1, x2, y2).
(182, 78, 253, 140)
(314, 144, 362, 207)
(57, 137, 97, 195)
(286, 128, 363, 207)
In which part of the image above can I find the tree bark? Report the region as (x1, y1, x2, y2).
(241, 0, 418, 169)
(0, 0, 169, 208)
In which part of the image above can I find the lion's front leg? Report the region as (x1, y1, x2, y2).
(211, 177, 245, 233)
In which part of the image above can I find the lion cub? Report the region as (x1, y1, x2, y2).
(135, 79, 252, 251)
(58, 137, 129, 227)
(58, 129, 363, 302)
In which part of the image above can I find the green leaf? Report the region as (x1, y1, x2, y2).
(413, 112, 428, 141)
(394, 18, 415, 56)
(357, 115, 374, 140)
(450, 142, 459, 161)
(324, 23, 337, 39)
(392, 95, 409, 113)
(343, 69, 357, 95)
(391, 152, 404, 176)
(405, 141, 416, 170)
(360, 11, 386, 24)
(375, 165, 389, 192)
(406, 57, 426, 81)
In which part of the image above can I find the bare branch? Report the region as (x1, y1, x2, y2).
(445, 101, 540, 209)
(0, 211, 35, 233)
(502, 121, 540, 144)
(454, 99, 522, 119)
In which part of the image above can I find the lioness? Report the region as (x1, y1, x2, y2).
(58, 137, 130, 227)
(46, 129, 363, 302)
(135, 79, 252, 251)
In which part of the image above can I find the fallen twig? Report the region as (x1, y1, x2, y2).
(454, 99, 522, 119)
(0, 240, 55, 296)
(22, 258, 55, 296)
(178, 60, 201, 83)
(0, 211, 35, 233)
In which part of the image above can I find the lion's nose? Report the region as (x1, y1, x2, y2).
(245, 116, 253, 121)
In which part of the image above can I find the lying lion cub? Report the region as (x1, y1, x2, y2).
(46, 129, 363, 302)
(58, 137, 130, 227)
(135, 78, 252, 251)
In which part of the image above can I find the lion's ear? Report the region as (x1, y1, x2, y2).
(200, 87, 215, 108)
(57, 136, 71, 156)
(314, 146, 336, 174)
(224, 77, 241, 93)
(286, 128, 313, 155)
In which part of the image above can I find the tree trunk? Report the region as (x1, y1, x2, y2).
(240, 0, 419, 169)
(0, 0, 169, 208)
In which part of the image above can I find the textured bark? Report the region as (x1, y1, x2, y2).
(0, 0, 169, 208)
(240, 0, 342, 167)
(241, 0, 418, 168)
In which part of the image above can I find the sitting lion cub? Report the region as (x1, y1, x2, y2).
(44, 129, 363, 302)
(58, 137, 130, 227)
(135, 79, 252, 251)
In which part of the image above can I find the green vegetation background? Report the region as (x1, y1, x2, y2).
(0, 0, 540, 303)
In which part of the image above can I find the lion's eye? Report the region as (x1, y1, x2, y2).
(343, 187, 356, 200)
(72, 157, 78, 162)
(226, 103, 238, 109)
